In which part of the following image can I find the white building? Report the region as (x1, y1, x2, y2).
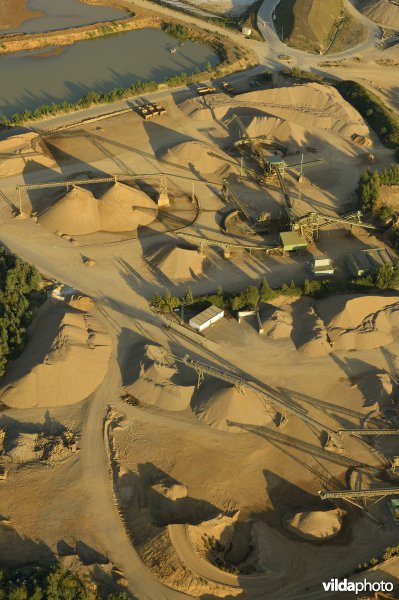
(310, 254, 334, 277)
(189, 305, 224, 332)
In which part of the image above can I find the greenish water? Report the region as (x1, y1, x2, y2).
(0, 29, 219, 118)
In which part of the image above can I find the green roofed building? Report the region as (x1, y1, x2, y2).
(347, 247, 395, 277)
(280, 231, 307, 252)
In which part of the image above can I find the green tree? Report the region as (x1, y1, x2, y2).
(375, 263, 394, 289)
(184, 286, 194, 305)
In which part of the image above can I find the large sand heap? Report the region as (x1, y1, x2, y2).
(356, 0, 399, 28)
(260, 304, 293, 340)
(99, 182, 157, 232)
(193, 381, 274, 432)
(126, 358, 195, 411)
(0, 132, 55, 177)
(182, 84, 369, 141)
(0, 305, 111, 408)
(40, 186, 101, 236)
(40, 183, 157, 235)
(293, 299, 332, 358)
(283, 509, 343, 540)
(163, 140, 235, 178)
(150, 245, 206, 283)
(355, 371, 398, 414)
(317, 295, 399, 351)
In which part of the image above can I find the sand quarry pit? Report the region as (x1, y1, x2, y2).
(0, 132, 55, 177)
(193, 380, 275, 432)
(39, 182, 157, 236)
(149, 244, 207, 283)
(357, 0, 399, 28)
(283, 509, 343, 541)
(0, 302, 111, 408)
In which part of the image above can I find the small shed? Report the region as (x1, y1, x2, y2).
(310, 254, 334, 277)
(189, 305, 224, 332)
(280, 231, 307, 252)
(242, 26, 252, 37)
(347, 247, 395, 277)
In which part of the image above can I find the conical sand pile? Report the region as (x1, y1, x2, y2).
(40, 186, 101, 235)
(40, 183, 157, 235)
(151, 245, 206, 282)
(99, 182, 157, 232)
(0, 306, 111, 408)
(283, 509, 342, 540)
(193, 381, 273, 432)
(163, 140, 235, 177)
(357, 0, 399, 28)
(126, 358, 195, 411)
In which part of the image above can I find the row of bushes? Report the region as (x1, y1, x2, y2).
(336, 80, 399, 154)
(0, 61, 219, 128)
(0, 248, 43, 377)
(151, 264, 399, 315)
(0, 563, 128, 599)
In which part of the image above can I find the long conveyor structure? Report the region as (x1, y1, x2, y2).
(164, 352, 399, 450)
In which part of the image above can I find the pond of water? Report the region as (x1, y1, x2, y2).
(0, 28, 219, 118)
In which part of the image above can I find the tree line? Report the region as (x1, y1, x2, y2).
(0, 248, 43, 377)
(0, 563, 129, 599)
(151, 263, 399, 316)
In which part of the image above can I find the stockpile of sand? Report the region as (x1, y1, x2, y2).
(40, 186, 101, 236)
(0, 132, 55, 177)
(99, 182, 157, 232)
(40, 183, 157, 235)
(260, 304, 293, 340)
(356, 0, 399, 28)
(193, 380, 274, 432)
(283, 509, 343, 540)
(163, 141, 235, 177)
(126, 358, 195, 411)
(317, 295, 399, 351)
(68, 295, 95, 312)
(189, 84, 369, 141)
(292, 299, 331, 358)
(150, 245, 206, 283)
(0, 305, 111, 408)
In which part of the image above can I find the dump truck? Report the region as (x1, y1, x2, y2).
(0, 466, 8, 481)
(197, 84, 216, 96)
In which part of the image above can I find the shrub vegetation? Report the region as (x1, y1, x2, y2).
(0, 248, 42, 377)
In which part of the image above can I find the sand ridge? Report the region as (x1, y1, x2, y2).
(0, 303, 111, 408)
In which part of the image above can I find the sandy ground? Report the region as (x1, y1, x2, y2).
(0, 0, 43, 30)
(0, 75, 399, 599)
